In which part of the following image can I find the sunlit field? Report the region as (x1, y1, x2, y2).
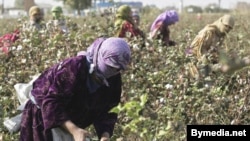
(1, 7, 250, 141)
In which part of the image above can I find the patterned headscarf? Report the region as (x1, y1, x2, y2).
(81, 37, 131, 81)
(150, 10, 179, 31)
(115, 5, 134, 28)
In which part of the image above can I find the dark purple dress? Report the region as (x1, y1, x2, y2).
(19, 55, 122, 141)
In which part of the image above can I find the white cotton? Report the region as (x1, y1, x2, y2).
(89, 63, 95, 74)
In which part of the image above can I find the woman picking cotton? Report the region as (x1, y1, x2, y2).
(114, 5, 144, 39)
(46, 6, 69, 34)
(149, 10, 179, 47)
(188, 14, 250, 78)
(19, 37, 131, 141)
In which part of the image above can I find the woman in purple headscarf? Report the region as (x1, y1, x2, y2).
(19, 37, 131, 141)
(149, 10, 179, 46)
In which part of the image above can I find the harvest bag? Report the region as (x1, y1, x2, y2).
(3, 74, 74, 141)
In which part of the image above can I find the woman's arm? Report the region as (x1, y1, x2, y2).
(191, 29, 214, 59)
(38, 56, 86, 131)
(62, 120, 90, 141)
(149, 21, 163, 39)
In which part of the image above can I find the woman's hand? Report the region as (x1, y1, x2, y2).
(100, 137, 110, 141)
(100, 132, 110, 141)
(71, 128, 90, 141)
(62, 120, 91, 141)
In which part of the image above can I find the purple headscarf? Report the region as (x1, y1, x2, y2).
(78, 37, 131, 81)
(150, 10, 179, 31)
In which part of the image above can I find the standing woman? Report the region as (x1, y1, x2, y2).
(22, 6, 45, 32)
(149, 10, 179, 46)
(19, 37, 131, 141)
(114, 5, 144, 39)
(46, 6, 69, 34)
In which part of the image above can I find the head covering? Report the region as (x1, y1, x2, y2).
(221, 14, 234, 28)
(29, 6, 42, 16)
(51, 6, 63, 19)
(29, 6, 43, 23)
(116, 5, 132, 19)
(29, 6, 41, 16)
(212, 14, 234, 34)
(150, 10, 179, 31)
(115, 5, 133, 28)
(51, 6, 63, 13)
(85, 37, 131, 79)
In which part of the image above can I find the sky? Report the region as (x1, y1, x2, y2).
(2, 0, 63, 7)
(115, 0, 250, 9)
(2, 0, 250, 9)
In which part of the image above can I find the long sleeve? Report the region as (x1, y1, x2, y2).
(119, 21, 144, 38)
(149, 21, 163, 39)
(162, 26, 171, 45)
(93, 74, 122, 139)
(190, 28, 215, 60)
(150, 22, 173, 46)
(31, 56, 87, 130)
(93, 113, 118, 139)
